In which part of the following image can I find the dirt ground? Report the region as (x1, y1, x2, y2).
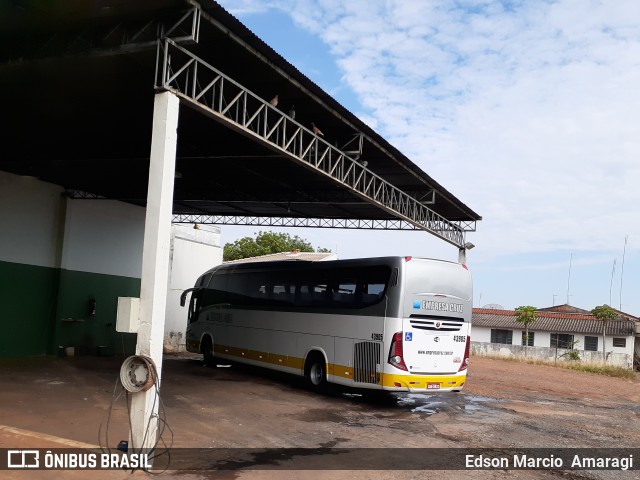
(0, 354, 638, 480)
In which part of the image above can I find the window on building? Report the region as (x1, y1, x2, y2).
(550, 333, 574, 349)
(612, 338, 626, 348)
(521, 331, 535, 347)
(491, 329, 513, 344)
(584, 336, 598, 351)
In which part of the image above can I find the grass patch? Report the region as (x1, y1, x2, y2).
(474, 353, 637, 380)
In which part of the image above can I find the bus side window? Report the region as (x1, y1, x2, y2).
(271, 283, 294, 305)
(294, 284, 312, 306)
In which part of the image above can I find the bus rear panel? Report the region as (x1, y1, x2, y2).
(381, 257, 472, 392)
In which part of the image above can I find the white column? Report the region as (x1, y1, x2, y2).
(130, 91, 179, 451)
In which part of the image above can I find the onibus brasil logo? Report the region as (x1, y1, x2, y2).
(6, 449, 152, 470)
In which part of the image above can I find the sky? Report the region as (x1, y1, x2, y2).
(215, 0, 640, 314)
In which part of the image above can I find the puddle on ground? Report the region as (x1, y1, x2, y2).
(339, 391, 502, 417)
(393, 393, 500, 416)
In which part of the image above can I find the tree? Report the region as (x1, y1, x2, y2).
(514, 306, 538, 353)
(591, 304, 617, 364)
(223, 231, 329, 261)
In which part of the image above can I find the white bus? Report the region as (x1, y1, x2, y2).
(182, 256, 471, 393)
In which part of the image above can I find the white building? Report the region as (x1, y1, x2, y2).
(471, 305, 638, 369)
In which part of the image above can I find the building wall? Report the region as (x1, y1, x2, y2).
(0, 171, 147, 356)
(164, 225, 222, 352)
(471, 324, 635, 369)
(60, 199, 145, 278)
(471, 342, 633, 369)
(53, 198, 146, 355)
(0, 171, 223, 356)
(0, 173, 66, 355)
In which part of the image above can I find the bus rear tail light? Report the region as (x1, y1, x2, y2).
(458, 335, 471, 372)
(388, 332, 408, 371)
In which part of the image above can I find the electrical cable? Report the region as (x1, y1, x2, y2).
(98, 355, 174, 473)
(98, 376, 126, 454)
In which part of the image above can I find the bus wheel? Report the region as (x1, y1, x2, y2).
(201, 337, 215, 366)
(305, 353, 328, 393)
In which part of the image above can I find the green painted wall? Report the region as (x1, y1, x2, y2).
(0, 261, 58, 356)
(52, 269, 140, 356)
(0, 260, 140, 356)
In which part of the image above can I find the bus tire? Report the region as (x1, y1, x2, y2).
(201, 336, 215, 366)
(305, 352, 328, 393)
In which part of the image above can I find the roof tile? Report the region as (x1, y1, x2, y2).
(472, 308, 636, 336)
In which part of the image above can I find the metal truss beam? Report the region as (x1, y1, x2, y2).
(156, 39, 467, 248)
(64, 190, 476, 232)
(173, 215, 421, 231)
(175, 188, 434, 205)
(2, 7, 200, 63)
(173, 214, 477, 232)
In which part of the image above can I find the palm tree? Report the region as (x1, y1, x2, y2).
(591, 304, 617, 364)
(515, 306, 538, 354)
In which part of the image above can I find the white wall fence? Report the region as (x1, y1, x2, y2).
(164, 224, 222, 352)
(471, 342, 634, 369)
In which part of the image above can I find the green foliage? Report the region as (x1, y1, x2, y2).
(514, 305, 538, 326)
(591, 304, 618, 322)
(562, 350, 581, 361)
(560, 343, 581, 361)
(591, 304, 617, 364)
(515, 306, 537, 352)
(566, 363, 636, 379)
(223, 231, 329, 261)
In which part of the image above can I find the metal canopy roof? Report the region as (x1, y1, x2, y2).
(0, 0, 480, 247)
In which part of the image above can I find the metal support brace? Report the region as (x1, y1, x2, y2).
(341, 132, 364, 158)
(155, 38, 467, 248)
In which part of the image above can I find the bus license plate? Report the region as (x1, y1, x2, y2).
(427, 383, 440, 389)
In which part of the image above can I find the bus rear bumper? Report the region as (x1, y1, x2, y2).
(381, 373, 467, 392)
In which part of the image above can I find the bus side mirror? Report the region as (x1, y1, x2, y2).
(180, 287, 201, 307)
(180, 291, 188, 307)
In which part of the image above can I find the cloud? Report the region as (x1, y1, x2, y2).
(217, 0, 640, 312)
(216, 0, 286, 15)
(263, 0, 640, 261)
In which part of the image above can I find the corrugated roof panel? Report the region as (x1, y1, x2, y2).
(472, 309, 636, 336)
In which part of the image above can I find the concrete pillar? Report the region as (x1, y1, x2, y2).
(130, 91, 179, 451)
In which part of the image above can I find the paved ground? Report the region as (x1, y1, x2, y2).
(0, 354, 638, 479)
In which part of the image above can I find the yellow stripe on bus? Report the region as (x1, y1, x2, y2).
(204, 342, 465, 389)
(212, 343, 357, 380)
